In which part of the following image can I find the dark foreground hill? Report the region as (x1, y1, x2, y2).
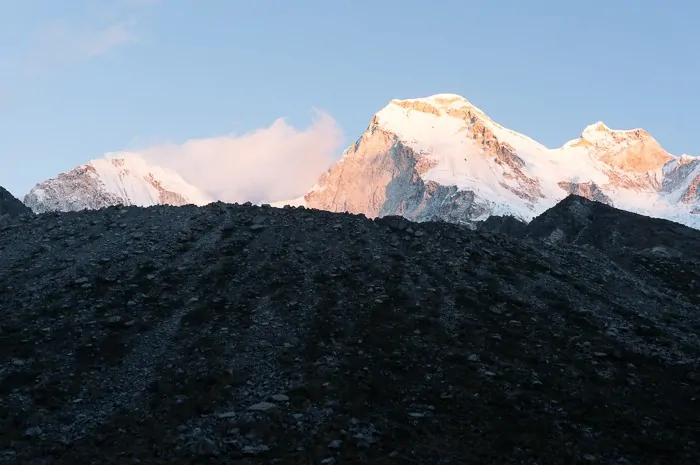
(526, 195, 700, 262)
(1, 200, 699, 465)
(0, 186, 32, 218)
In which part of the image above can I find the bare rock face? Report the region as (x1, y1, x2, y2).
(556, 181, 613, 205)
(303, 125, 492, 225)
(661, 156, 700, 203)
(286, 94, 700, 230)
(24, 165, 125, 213)
(302, 123, 399, 216)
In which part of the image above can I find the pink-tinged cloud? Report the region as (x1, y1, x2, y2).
(139, 111, 345, 204)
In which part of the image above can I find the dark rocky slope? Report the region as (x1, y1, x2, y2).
(475, 214, 528, 238)
(526, 195, 700, 261)
(0, 186, 32, 218)
(0, 199, 699, 464)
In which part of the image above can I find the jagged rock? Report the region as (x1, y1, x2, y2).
(247, 402, 277, 412)
(0, 198, 698, 464)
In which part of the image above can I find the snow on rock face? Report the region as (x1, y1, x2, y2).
(282, 94, 700, 229)
(24, 154, 213, 214)
(301, 123, 493, 224)
(568, 122, 674, 173)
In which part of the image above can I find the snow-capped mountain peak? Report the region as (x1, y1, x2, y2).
(581, 121, 611, 135)
(569, 121, 648, 147)
(24, 153, 212, 213)
(279, 93, 700, 229)
(563, 121, 673, 174)
(375, 94, 549, 161)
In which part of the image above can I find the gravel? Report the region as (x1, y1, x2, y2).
(0, 199, 698, 464)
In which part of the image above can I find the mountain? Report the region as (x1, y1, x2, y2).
(478, 194, 700, 260)
(526, 194, 700, 261)
(23, 154, 212, 213)
(1, 198, 699, 463)
(0, 186, 32, 218)
(477, 195, 700, 300)
(276, 94, 700, 229)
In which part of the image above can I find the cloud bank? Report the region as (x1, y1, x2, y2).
(139, 111, 345, 204)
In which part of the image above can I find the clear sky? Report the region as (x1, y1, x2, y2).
(1, 0, 699, 200)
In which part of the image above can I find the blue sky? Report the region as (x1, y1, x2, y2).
(1, 0, 699, 199)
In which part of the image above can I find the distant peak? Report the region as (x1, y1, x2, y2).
(582, 121, 611, 135)
(378, 93, 480, 125)
(580, 121, 650, 140)
(391, 93, 472, 108)
(423, 93, 469, 102)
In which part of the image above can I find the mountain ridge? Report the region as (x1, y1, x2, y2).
(23, 154, 212, 214)
(277, 93, 700, 229)
(18, 93, 700, 229)
(479, 194, 700, 264)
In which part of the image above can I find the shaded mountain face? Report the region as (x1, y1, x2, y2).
(475, 195, 700, 265)
(278, 94, 700, 229)
(0, 200, 698, 464)
(526, 194, 700, 262)
(0, 186, 32, 217)
(24, 155, 212, 213)
(475, 214, 528, 238)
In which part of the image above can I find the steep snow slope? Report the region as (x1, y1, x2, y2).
(278, 94, 700, 229)
(24, 153, 213, 213)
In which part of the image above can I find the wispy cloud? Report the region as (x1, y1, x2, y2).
(26, 19, 138, 72)
(138, 111, 345, 204)
(17, 0, 160, 75)
(85, 20, 139, 57)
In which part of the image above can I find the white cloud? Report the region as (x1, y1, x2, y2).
(139, 111, 345, 204)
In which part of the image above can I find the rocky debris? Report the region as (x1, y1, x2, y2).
(476, 214, 528, 238)
(0, 186, 33, 218)
(0, 199, 699, 464)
